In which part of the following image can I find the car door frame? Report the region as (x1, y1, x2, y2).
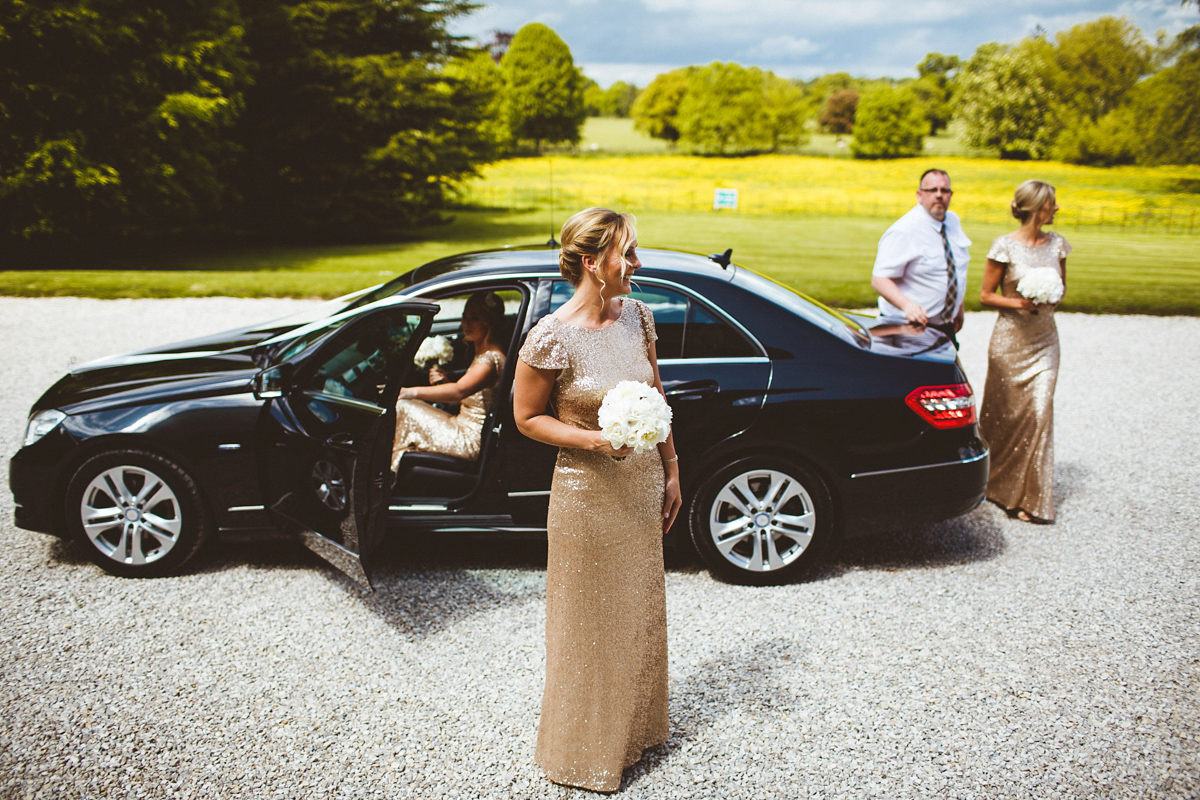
(496, 275, 772, 525)
(255, 301, 437, 589)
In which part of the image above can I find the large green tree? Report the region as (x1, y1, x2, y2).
(1129, 48, 1200, 164)
(0, 0, 250, 240)
(231, 0, 486, 237)
(630, 67, 692, 145)
(1, 0, 497, 245)
(1046, 17, 1151, 123)
(499, 22, 585, 151)
(818, 88, 858, 134)
(442, 49, 508, 157)
(804, 71, 855, 110)
(955, 42, 1054, 159)
(910, 52, 959, 134)
(851, 86, 925, 158)
(603, 81, 639, 118)
(761, 73, 810, 151)
(583, 80, 638, 117)
(675, 62, 771, 154)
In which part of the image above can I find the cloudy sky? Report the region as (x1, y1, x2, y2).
(450, 0, 1196, 87)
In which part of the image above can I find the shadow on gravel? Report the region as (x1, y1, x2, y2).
(45, 537, 92, 568)
(811, 506, 1007, 580)
(623, 638, 801, 791)
(344, 533, 704, 640)
(1053, 460, 1087, 507)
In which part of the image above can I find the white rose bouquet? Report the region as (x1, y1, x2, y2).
(598, 380, 673, 460)
(413, 335, 454, 369)
(1016, 268, 1064, 306)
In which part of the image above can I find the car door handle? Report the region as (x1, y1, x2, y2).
(665, 380, 719, 401)
(326, 432, 356, 451)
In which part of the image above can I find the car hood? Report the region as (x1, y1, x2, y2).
(38, 348, 261, 415)
(100, 299, 354, 359)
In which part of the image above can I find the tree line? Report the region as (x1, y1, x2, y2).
(3, 5, 1197, 249)
(621, 14, 1199, 165)
(0, 4, 589, 246)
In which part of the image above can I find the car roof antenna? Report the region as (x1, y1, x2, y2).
(546, 158, 560, 247)
(708, 248, 733, 269)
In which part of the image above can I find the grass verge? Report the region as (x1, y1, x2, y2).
(2, 208, 1196, 315)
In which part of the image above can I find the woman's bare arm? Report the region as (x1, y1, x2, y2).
(399, 356, 497, 403)
(645, 337, 682, 533)
(979, 258, 1034, 310)
(512, 360, 630, 456)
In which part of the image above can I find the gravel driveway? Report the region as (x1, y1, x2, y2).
(1, 297, 1197, 799)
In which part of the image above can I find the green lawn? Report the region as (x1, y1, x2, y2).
(575, 118, 991, 160)
(577, 117, 671, 154)
(4, 208, 1196, 314)
(4, 122, 1195, 312)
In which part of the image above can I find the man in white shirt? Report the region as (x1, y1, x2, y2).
(871, 169, 971, 346)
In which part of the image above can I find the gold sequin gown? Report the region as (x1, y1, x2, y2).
(979, 232, 1072, 521)
(391, 350, 505, 469)
(519, 299, 668, 793)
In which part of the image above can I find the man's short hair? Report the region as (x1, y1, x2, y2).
(918, 168, 950, 188)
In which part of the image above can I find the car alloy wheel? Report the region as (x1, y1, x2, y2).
(65, 449, 210, 578)
(689, 456, 831, 585)
(312, 460, 348, 511)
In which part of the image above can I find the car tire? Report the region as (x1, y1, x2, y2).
(64, 449, 211, 578)
(688, 456, 832, 585)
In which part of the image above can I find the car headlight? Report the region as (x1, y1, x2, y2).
(24, 409, 66, 446)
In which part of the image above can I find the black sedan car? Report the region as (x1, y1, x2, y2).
(10, 246, 987, 586)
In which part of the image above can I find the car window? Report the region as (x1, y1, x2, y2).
(417, 287, 524, 375)
(548, 281, 758, 360)
(684, 300, 758, 359)
(631, 287, 687, 359)
(306, 313, 424, 405)
(271, 318, 350, 365)
(732, 268, 870, 349)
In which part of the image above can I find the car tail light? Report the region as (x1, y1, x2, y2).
(905, 384, 976, 429)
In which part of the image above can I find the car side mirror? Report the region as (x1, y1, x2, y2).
(253, 365, 291, 399)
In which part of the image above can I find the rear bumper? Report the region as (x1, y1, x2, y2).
(839, 448, 989, 538)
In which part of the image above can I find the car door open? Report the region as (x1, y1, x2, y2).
(257, 303, 436, 589)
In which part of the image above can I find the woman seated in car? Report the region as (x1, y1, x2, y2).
(391, 291, 507, 469)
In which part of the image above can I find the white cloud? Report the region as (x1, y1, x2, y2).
(455, 0, 1193, 80)
(579, 62, 682, 87)
(748, 35, 823, 60)
(1116, 0, 1196, 33)
(639, 0, 972, 34)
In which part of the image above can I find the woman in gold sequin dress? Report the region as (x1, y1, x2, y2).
(391, 291, 506, 470)
(514, 208, 682, 793)
(979, 181, 1071, 523)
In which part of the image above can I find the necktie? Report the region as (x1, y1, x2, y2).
(940, 223, 957, 323)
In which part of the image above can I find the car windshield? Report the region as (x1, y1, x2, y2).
(262, 317, 351, 366)
(732, 267, 870, 349)
(345, 273, 418, 311)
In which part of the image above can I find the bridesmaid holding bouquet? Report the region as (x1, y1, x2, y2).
(513, 208, 682, 792)
(978, 180, 1071, 523)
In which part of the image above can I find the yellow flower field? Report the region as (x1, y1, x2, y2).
(463, 155, 1200, 231)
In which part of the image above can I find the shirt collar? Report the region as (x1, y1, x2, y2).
(915, 203, 947, 230)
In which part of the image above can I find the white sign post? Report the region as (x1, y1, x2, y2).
(713, 188, 739, 211)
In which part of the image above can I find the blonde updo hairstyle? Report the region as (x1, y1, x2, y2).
(557, 207, 637, 287)
(1011, 180, 1056, 222)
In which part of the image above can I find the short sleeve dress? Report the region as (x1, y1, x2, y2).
(390, 349, 505, 470)
(519, 298, 669, 793)
(979, 232, 1071, 521)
